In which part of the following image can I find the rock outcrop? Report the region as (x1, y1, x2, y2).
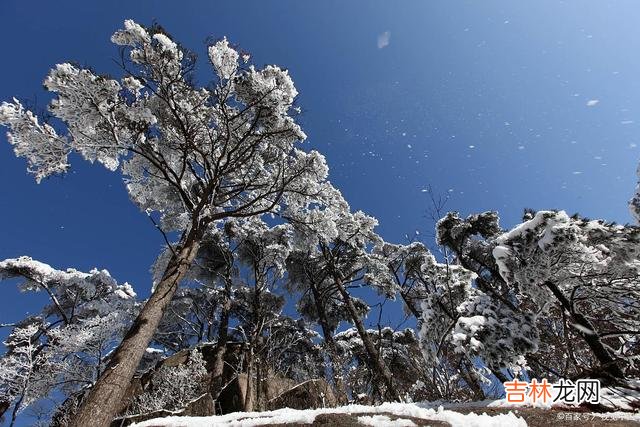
(106, 342, 336, 426)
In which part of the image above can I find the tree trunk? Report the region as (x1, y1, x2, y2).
(209, 281, 232, 401)
(459, 358, 485, 400)
(545, 281, 625, 379)
(309, 281, 348, 403)
(333, 275, 401, 402)
(490, 367, 509, 384)
(243, 347, 254, 412)
(70, 226, 204, 427)
(256, 357, 262, 411)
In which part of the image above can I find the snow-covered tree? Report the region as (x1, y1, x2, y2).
(0, 20, 331, 426)
(259, 317, 323, 384)
(379, 241, 489, 400)
(0, 257, 136, 426)
(0, 323, 52, 427)
(224, 218, 295, 411)
(286, 249, 369, 403)
(434, 209, 640, 383)
(286, 188, 401, 402)
(492, 210, 640, 380)
(334, 327, 430, 403)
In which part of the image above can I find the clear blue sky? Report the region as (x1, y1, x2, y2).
(1, 1, 639, 328)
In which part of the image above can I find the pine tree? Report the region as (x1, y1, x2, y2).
(0, 20, 330, 426)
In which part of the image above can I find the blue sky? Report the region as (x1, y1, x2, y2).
(1, 1, 640, 331)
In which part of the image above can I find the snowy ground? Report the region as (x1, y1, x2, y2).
(131, 402, 524, 426)
(130, 400, 640, 427)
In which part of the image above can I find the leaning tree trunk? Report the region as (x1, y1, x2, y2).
(70, 225, 204, 427)
(490, 367, 509, 384)
(332, 274, 401, 402)
(545, 281, 625, 380)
